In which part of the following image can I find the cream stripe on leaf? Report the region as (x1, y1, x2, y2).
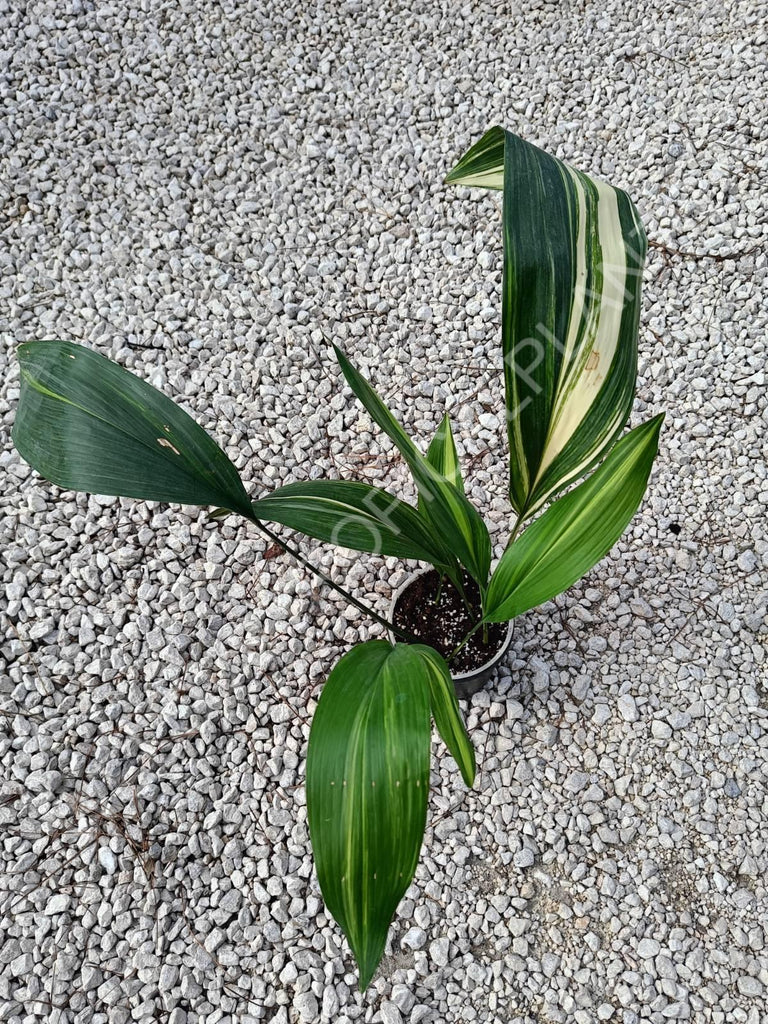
(306, 642, 431, 990)
(418, 413, 465, 518)
(419, 645, 475, 787)
(446, 127, 647, 519)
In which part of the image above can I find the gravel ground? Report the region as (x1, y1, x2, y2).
(1, 1, 767, 1022)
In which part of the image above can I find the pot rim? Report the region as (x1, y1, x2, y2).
(389, 567, 513, 681)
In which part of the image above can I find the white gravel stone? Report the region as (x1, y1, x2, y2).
(617, 693, 639, 722)
(43, 894, 71, 916)
(565, 771, 590, 794)
(638, 938, 661, 958)
(429, 936, 451, 967)
(97, 846, 117, 874)
(402, 927, 427, 951)
(9, 953, 34, 976)
(737, 976, 764, 997)
(514, 847, 535, 868)
(651, 719, 673, 740)
(380, 1002, 404, 1024)
(390, 984, 416, 1014)
(294, 992, 319, 1022)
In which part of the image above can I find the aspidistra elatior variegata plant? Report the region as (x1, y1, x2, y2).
(11, 125, 663, 990)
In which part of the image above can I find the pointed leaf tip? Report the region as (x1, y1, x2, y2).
(333, 350, 490, 587)
(447, 127, 648, 519)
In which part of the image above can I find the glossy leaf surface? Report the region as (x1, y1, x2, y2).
(418, 413, 465, 518)
(252, 479, 452, 563)
(484, 415, 663, 622)
(13, 341, 252, 517)
(334, 346, 491, 588)
(447, 127, 647, 518)
(418, 645, 475, 786)
(307, 641, 433, 989)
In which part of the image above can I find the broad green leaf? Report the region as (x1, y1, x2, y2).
(484, 415, 663, 622)
(333, 346, 491, 589)
(447, 127, 647, 519)
(251, 479, 458, 566)
(418, 414, 465, 518)
(307, 641, 432, 989)
(13, 341, 253, 518)
(417, 645, 475, 786)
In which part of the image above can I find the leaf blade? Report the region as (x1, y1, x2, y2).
(418, 414, 465, 517)
(251, 479, 452, 563)
(444, 125, 505, 189)
(333, 347, 491, 588)
(12, 341, 252, 517)
(484, 415, 664, 622)
(416, 646, 476, 787)
(447, 129, 647, 518)
(306, 641, 432, 989)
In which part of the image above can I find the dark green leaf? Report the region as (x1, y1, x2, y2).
(418, 413, 465, 518)
(252, 479, 454, 563)
(447, 127, 647, 519)
(13, 341, 252, 517)
(333, 346, 491, 589)
(417, 645, 475, 786)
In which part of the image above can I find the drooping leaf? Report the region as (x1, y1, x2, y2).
(12, 341, 253, 517)
(416, 645, 475, 786)
(251, 479, 457, 565)
(418, 413, 465, 518)
(447, 127, 647, 519)
(484, 415, 663, 622)
(306, 641, 433, 989)
(333, 346, 491, 589)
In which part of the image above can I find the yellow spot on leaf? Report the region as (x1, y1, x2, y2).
(157, 437, 181, 455)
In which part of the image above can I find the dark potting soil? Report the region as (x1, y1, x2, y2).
(393, 570, 507, 675)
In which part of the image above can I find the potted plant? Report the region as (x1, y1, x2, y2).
(11, 126, 663, 989)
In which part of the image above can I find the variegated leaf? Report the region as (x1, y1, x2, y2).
(418, 645, 475, 786)
(251, 479, 459, 568)
(334, 346, 491, 589)
(484, 415, 663, 622)
(418, 413, 465, 519)
(306, 641, 476, 989)
(446, 127, 647, 519)
(306, 641, 432, 989)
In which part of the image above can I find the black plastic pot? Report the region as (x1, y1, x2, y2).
(390, 570, 514, 699)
